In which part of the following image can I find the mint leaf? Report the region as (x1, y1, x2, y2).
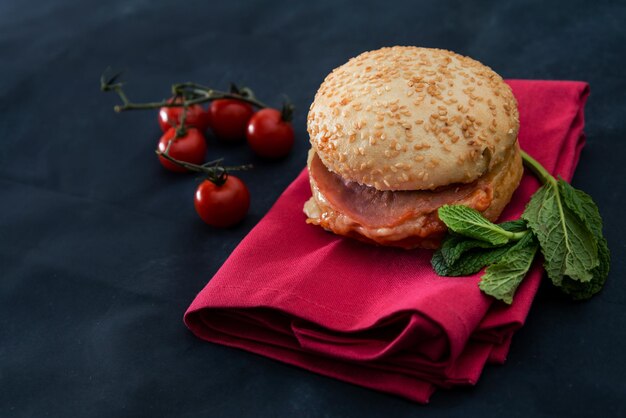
(521, 184, 608, 300)
(439, 220, 526, 266)
(438, 205, 522, 245)
(557, 180, 610, 300)
(522, 181, 598, 285)
(479, 233, 539, 304)
(432, 244, 513, 277)
(439, 234, 497, 266)
(559, 179, 603, 237)
(560, 237, 610, 300)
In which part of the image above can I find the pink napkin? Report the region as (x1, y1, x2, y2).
(185, 80, 590, 403)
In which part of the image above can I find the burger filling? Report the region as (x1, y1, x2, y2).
(304, 148, 521, 249)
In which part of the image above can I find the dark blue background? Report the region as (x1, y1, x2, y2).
(1, 0, 625, 416)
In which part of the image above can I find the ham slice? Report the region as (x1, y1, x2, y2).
(308, 152, 493, 229)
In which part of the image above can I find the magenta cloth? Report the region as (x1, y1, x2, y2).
(184, 80, 590, 403)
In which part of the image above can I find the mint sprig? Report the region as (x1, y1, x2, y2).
(431, 150, 610, 304)
(438, 205, 527, 245)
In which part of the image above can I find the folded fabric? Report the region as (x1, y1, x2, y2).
(185, 80, 590, 403)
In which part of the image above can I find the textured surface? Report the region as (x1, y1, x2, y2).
(308, 47, 519, 190)
(1, 0, 625, 416)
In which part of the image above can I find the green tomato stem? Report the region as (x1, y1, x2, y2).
(112, 90, 267, 113)
(521, 150, 556, 186)
(101, 72, 269, 113)
(156, 140, 252, 185)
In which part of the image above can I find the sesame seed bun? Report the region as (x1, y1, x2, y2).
(307, 46, 520, 191)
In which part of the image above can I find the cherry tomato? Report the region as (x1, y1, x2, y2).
(246, 108, 294, 159)
(158, 97, 207, 132)
(194, 176, 250, 227)
(157, 127, 207, 173)
(208, 99, 254, 142)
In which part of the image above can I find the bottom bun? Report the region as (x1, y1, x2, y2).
(304, 143, 523, 249)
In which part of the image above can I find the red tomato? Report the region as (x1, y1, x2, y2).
(158, 98, 207, 132)
(157, 128, 207, 172)
(194, 176, 250, 227)
(246, 108, 294, 159)
(208, 99, 254, 142)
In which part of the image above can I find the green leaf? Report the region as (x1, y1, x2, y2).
(432, 244, 513, 277)
(478, 233, 539, 304)
(438, 205, 519, 245)
(522, 181, 598, 285)
(558, 180, 603, 237)
(557, 180, 610, 299)
(439, 220, 528, 266)
(439, 234, 497, 266)
(560, 237, 610, 300)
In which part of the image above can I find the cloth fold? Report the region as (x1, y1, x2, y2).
(185, 80, 590, 403)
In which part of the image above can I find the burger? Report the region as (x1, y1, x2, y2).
(303, 46, 523, 249)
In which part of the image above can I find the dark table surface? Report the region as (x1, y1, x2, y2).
(2, 0, 625, 416)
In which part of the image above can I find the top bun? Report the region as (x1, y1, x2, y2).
(307, 46, 519, 191)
